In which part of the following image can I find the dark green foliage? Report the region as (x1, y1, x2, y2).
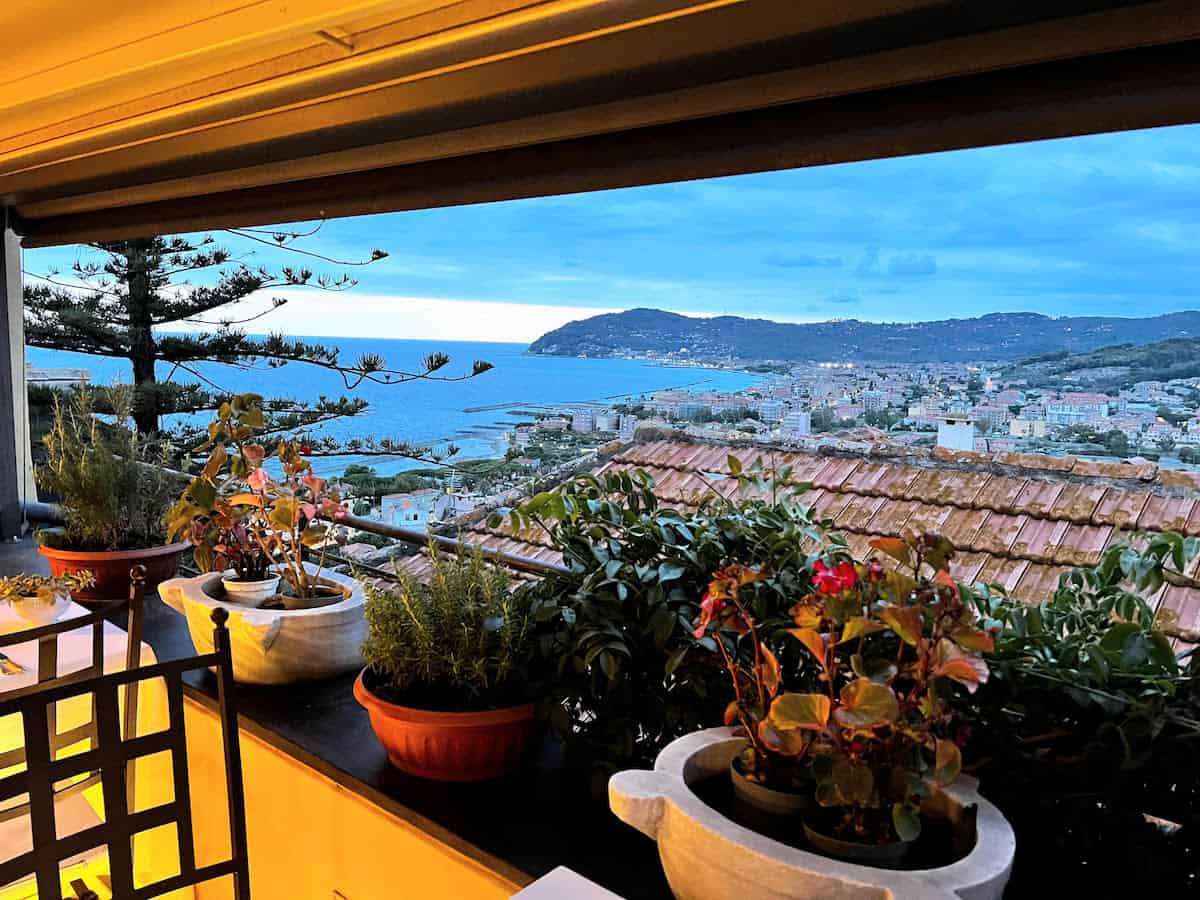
(35, 387, 176, 551)
(497, 459, 828, 779)
(1007, 336, 1200, 390)
(24, 234, 490, 440)
(966, 534, 1200, 894)
(361, 546, 534, 711)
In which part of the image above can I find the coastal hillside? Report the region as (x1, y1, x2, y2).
(527, 308, 1200, 363)
(1003, 336, 1200, 390)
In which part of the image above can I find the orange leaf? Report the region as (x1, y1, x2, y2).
(757, 719, 809, 756)
(838, 616, 885, 644)
(787, 628, 828, 669)
(760, 646, 782, 698)
(832, 679, 899, 729)
(950, 625, 995, 654)
(935, 738, 962, 785)
(880, 606, 923, 646)
(789, 601, 823, 628)
(769, 693, 831, 731)
(934, 569, 958, 592)
(869, 537, 912, 567)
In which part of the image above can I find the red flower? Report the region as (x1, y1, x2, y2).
(813, 560, 858, 595)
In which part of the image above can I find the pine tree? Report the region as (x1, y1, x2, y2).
(23, 228, 492, 443)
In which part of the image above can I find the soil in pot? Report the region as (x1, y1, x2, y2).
(690, 773, 973, 870)
(729, 756, 812, 832)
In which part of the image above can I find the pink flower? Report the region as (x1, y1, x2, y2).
(299, 502, 317, 523)
(302, 474, 326, 494)
(246, 468, 269, 491)
(813, 560, 858, 595)
(242, 444, 266, 464)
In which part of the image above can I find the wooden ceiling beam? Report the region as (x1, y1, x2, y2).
(19, 36, 1200, 247)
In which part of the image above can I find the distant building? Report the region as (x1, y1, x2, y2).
(1046, 392, 1110, 425)
(26, 363, 90, 388)
(937, 415, 975, 451)
(381, 489, 440, 529)
(618, 415, 638, 442)
(755, 399, 785, 422)
(594, 413, 619, 432)
(1009, 418, 1048, 439)
(781, 409, 811, 438)
(571, 406, 595, 433)
(862, 390, 887, 412)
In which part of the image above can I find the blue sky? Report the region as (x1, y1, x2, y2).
(25, 124, 1200, 342)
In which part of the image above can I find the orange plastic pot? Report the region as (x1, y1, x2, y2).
(39, 542, 190, 603)
(354, 669, 536, 782)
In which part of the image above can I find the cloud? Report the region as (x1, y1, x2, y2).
(764, 251, 842, 268)
(887, 252, 938, 277)
(855, 246, 882, 277)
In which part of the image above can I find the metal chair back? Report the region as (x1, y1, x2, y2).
(0, 605, 250, 899)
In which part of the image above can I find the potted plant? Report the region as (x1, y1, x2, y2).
(695, 534, 993, 864)
(610, 531, 1014, 900)
(169, 394, 348, 609)
(354, 545, 539, 782)
(36, 387, 186, 602)
(0, 571, 95, 625)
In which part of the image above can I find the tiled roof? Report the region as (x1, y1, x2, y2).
(396, 439, 1200, 637)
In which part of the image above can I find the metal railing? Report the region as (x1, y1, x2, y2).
(21, 500, 569, 578)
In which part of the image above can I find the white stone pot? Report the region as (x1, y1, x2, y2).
(609, 728, 1015, 900)
(159, 563, 366, 685)
(220, 573, 281, 607)
(8, 590, 71, 625)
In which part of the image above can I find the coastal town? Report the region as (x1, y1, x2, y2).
(330, 352, 1200, 566)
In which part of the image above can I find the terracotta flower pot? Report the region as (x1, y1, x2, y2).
(802, 820, 913, 869)
(729, 757, 811, 819)
(39, 542, 190, 603)
(353, 669, 536, 782)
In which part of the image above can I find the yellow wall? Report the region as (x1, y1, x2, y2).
(182, 698, 523, 900)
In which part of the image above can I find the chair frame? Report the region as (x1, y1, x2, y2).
(0, 567, 148, 825)
(0, 605, 249, 900)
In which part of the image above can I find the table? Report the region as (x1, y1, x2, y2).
(0, 601, 189, 899)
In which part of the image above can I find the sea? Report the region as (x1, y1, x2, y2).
(26, 338, 759, 478)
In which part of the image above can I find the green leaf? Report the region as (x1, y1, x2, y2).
(831, 755, 874, 804)
(188, 478, 217, 511)
(935, 738, 962, 785)
(833, 679, 899, 729)
(892, 802, 922, 842)
(727, 454, 743, 476)
(657, 562, 686, 582)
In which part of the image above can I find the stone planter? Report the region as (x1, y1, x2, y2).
(158, 564, 365, 684)
(609, 728, 1015, 900)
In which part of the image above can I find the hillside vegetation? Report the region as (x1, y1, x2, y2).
(528, 308, 1200, 364)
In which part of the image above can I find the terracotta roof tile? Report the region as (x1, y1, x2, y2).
(871, 465, 925, 499)
(932, 446, 992, 465)
(940, 507, 991, 549)
(812, 490, 854, 521)
(1050, 482, 1109, 524)
(970, 512, 1028, 557)
(866, 499, 919, 535)
(1054, 524, 1114, 567)
(1157, 468, 1200, 491)
(996, 451, 1076, 473)
(1159, 585, 1200, 636)
(905, 468, 989, 508)
(811, 457, 864, 490)
(949, 552, 989, 585)
(834, 495, 887, 532)
(689, 444, 739, 474)
(1091, 488, 1151, 529)
(1070, 458, 1151, 480)
(975, 556, 1031, 593)
(783, 454, 831, 485)
(841, 460, 899, 496)
(1014, 563, 1067, 601)
(1138, 495, 1198, 534)
(1009, 517, 1071, 563)
(1187, 502, 1200, 538)
(1011, 479, 1066, 518)
(971, 476, 1028, 514)
(904, 502, 955, 537)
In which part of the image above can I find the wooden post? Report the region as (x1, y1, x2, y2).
(0, 209, 26, 539)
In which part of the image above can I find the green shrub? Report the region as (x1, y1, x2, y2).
(361, 546, 534, 711)
(36, 386, 175, 551)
